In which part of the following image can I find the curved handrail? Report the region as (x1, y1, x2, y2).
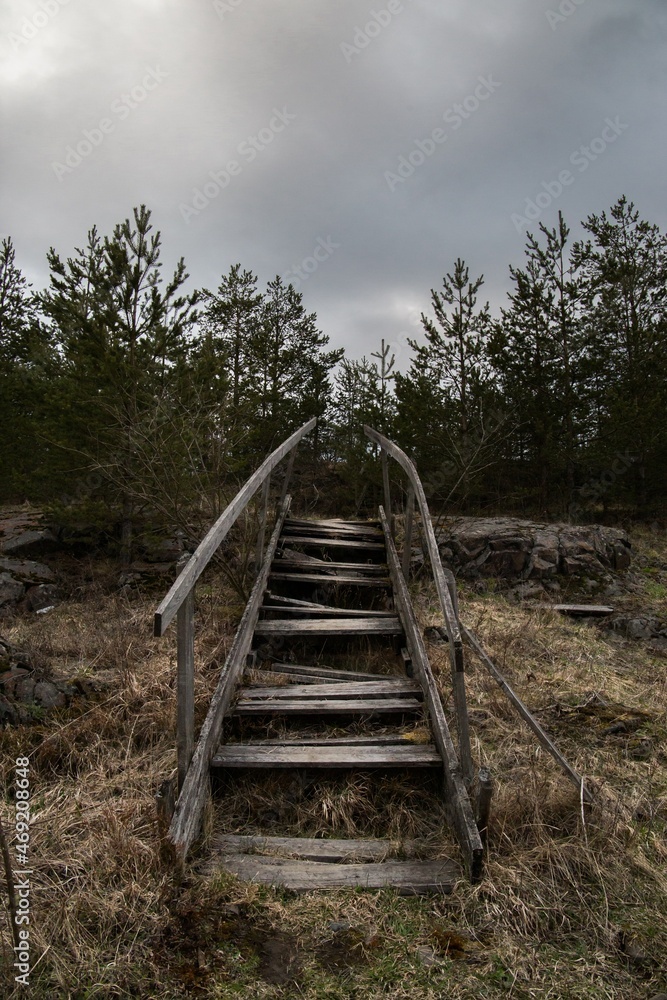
(364, 425, 472, 782)
(154, 417, 316, 636)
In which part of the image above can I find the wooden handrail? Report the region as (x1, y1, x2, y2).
(154, 417, 316, 637)
(154, 417, 316, 790)
(364, 425, 473, 784)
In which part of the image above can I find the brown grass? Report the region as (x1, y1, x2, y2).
(0, 530, 666, 998)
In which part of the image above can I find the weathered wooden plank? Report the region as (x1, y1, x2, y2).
(545, 603, 614, 616)
(233, 697, 422, 716)
(269, 572, 390, 587)
(166, 498, 291, 860)
(381, 449, 392, 534)
(277, 548, 330, 566)
(282, 535, 385, 551)
(206, 855, 457, 892)
(274, 559, 389, 574)
(284, 521, 382, 536)
(238, 680, 422, 699)
(211, 743, 441, 768)
(380, 507, 483, 883)
(209, 834, 405, 862)
(254, 618, 403, 636)
(286, 517, 381, 529)
(231, 734, 431, 747)
(154, 418, 315, 636)
(176, 588, 195, 792)
(264, 663, 388, 682)
(253, 473, 271, 571)
(262, 605, 396, 619)
(462, 625, 593, 803)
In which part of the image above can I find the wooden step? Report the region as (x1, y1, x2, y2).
(211, 741, 441, 768)
(209, 834, 409, 861)
(285, 518, 381, 529)
(233, 698, 421, 716)
(274, 558, 389, 574)
(263, 662, 393, 682)
(241, 734, 433, 746)
(269, 572, 391, 587)
(238, 680, 422, 700)
(204, 854, 456, 893)
(254, 618, 403, 637)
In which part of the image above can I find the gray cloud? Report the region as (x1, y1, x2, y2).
(1, 0, 665, 363)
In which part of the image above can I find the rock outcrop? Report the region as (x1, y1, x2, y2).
(436, 517, 631, 581)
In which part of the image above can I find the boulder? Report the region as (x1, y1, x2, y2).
(0, 557, 55, 584)
(1, 528, 59, 558)
(437, 517, 631, 581)
(0, 573, 25, 606)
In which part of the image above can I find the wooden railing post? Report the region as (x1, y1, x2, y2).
(381, 449, 392, 536)
(280, 449, 297, 504)
(254, 474, 271, 571)
(176, 587, 195, 792)
(402, 485, 415, 579)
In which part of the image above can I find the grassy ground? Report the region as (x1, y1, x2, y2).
(1, 527, 666, 998)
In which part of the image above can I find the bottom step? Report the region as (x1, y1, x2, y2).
(206, 854, 457, 893)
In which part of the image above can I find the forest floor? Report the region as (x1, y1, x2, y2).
(0, 520, 666, 999)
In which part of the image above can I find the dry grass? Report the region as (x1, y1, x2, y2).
(0, 529, 666, 998)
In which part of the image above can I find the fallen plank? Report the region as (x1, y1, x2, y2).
(539, 603, 614, 617)
(209, 834, 405, 862)
(269, 572, 391, 587)
(274, 560, 389, 574)
(207, 855, 457, 892)
(238, 680, 422, 699)
(282, 535, 385, 551)
(264, 662, 390, 682)
(211, 743, 441, 768)
(254, 617, 403, 636)
(232, 697, 422, 716)
(262, 605, 397, 619)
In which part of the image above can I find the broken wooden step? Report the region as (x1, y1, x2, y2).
(261, 662, 396, 682)
(204, 854, 456, 893)
(212, 739, 441, 768)
(254, 617, 403, 637)
(234, 679, 423, 713)
(269, 572, 391, 587)
(280, 535, 385, 552)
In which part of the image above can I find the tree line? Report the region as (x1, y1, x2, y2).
(1, 195, 665, 554)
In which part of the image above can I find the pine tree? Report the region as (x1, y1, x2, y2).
(573, 196, 667, 511)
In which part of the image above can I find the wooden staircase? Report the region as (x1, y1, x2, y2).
(154, 421, 486, 893)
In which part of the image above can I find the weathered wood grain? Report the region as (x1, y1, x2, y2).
(209, 834, 405, 862)
(261, 604, 396, 619)
(238, 680, 421, 699)
(232, 697, 422, 716)
(176, 588, 195, 792)
(282, 535, 385, 551)
(205, 855, 457, 892)
(254, 617, 403, 636)
(211, 742, 441, 768)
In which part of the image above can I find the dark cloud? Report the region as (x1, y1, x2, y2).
(1, 0, 664, 363)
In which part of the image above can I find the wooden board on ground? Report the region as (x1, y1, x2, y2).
(211, 742, 441, 768)
(205, 855, 457, 893)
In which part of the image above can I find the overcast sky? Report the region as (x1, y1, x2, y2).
(1, 0, 665, 366)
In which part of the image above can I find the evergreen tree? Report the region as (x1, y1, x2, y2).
(573, 196, 667, 510)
